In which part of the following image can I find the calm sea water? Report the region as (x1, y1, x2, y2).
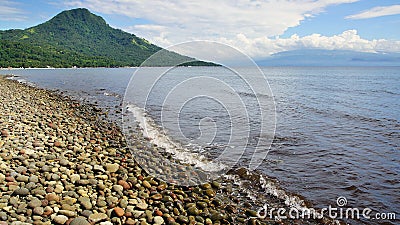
(1, 67, 399, 224)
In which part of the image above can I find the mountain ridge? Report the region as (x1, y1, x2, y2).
(0, 8, 214, 68)
(256, 49, 400, 66)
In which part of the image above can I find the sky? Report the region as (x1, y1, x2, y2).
(1, 0, 400, 60)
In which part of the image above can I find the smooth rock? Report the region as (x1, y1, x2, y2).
(33, 207, 44, 215)
(13, 188, 29, 196)
(88, 213, 108, 223)
(70, 174, 80, 183)
(136, 202, 148, 210)
(28, 198, 42, 208)
(153, 216, 164, 225)
(45, 193, 60, 202)
(53, 215, 68, 224)
(105, 164, 119, 173)
(69, 217, 90, 225)
(78, 197, 92, 210)
(142, 181, 151, 189)
(113, 207, 124, 217)
(117, 180, 130, 190)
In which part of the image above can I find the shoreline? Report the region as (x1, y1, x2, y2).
(0, 76, 334, 225)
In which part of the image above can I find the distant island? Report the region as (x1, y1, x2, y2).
(256, 49, 400, 67)
(0, 8, 216, 68)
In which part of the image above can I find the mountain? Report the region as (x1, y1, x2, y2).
(256, 49, 400, 67)
(0, 8, 214, 68)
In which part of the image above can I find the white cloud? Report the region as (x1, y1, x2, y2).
(223, 30, 400, 59)
(66, 0, 358, 40)
(64, 0, 400, 59)
(0, 1, 28, 21)
(346, 5, 400, 20)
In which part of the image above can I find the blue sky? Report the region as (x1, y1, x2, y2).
(1, 0, 400, 59)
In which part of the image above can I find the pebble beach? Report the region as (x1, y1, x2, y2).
(0, 76, 333, 225)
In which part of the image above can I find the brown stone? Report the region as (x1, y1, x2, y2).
(54, 141, 62, 147)
(154, 210, 163, 217)
(117, 180, 131, 190)
(5, 176, 14, 182)
(113, 207, 124, 217)
(151, 194, 162, 200)
(45, 193, 60, 202)
(1, 130, 9, 137)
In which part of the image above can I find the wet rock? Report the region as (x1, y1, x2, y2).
(188, 206, 200, 216)
(142, 180, 151, 189)
(205, 189, 216, 197)
(177, 215, 189, 224)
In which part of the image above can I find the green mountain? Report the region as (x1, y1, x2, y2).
(0, 8, 213, 68)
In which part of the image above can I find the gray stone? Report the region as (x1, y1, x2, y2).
(78, 197, 92, 210)
(15, 166, 27, 174)
(97, 200, 107, 207)
(28, 198, 42, 208)
(88, 213, 108, 223)
(51, 174, 60, 181)
(106, 196, 118, 205)
(58, 210, 77, 217)
(136, 202, 148, 210)
(0, 211, 7, 220)
(13, 187, 29, 196)
(112, 185, 123, 193)
(70, 217, 90, 225)
(33, 207, 44, 215)
(119, 199, 128, 208)
(16, 175, 29, 182)
(53, 215, 68, 224)
(41, 165, 51, 172)
(60, 159, 69, 166)
(45, 154, 56, 160)
(29, 175, 39, 183)
(81, 210, 92, 218)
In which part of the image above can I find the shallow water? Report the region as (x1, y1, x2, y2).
(2, 66, 399, 224)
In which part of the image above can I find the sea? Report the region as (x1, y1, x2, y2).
(1, 66, 399, 224)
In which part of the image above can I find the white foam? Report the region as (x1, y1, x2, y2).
(6, 76, 36, 87)
(125, 104, 337, 222)
(103, 92, 120, 98)
(126, 104, 226, 172)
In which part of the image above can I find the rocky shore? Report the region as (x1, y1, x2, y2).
(0, 76, 334, 225)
